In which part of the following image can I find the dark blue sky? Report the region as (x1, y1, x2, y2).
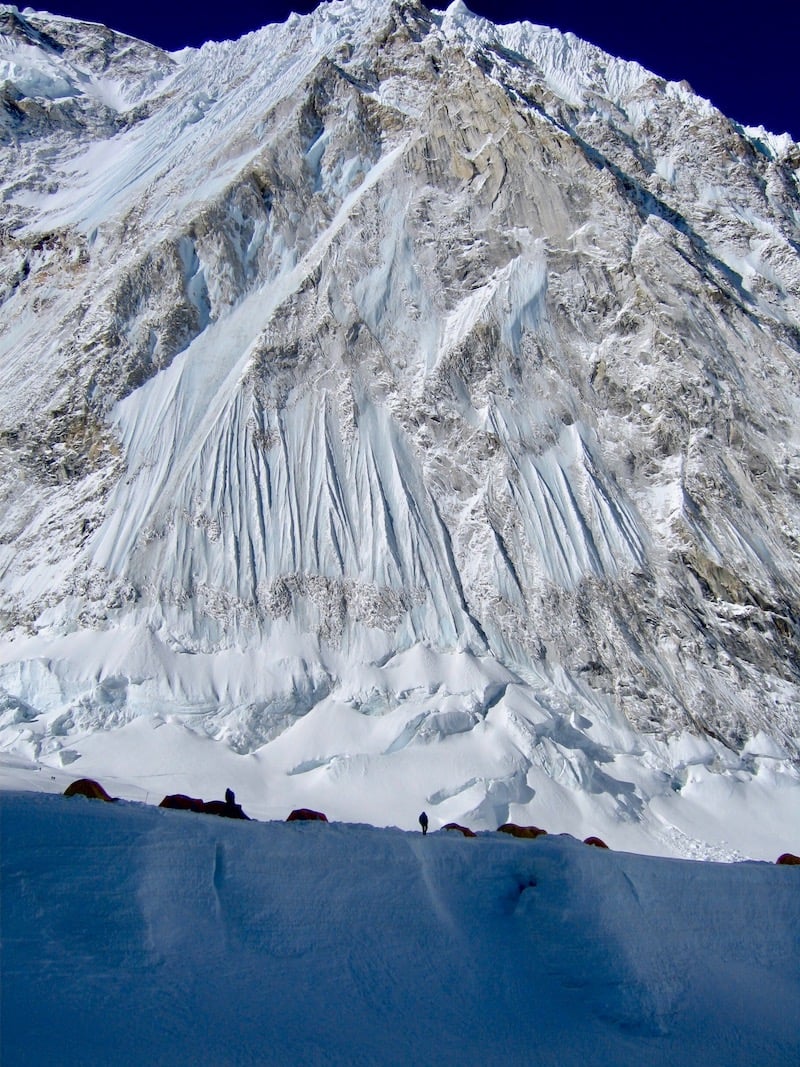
(42, 1, 798, 141)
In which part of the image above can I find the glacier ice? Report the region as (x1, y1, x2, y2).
(1, 0, 799, 856)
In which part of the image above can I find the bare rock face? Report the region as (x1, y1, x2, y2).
(0, 0, 799, 847)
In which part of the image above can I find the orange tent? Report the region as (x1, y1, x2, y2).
(498, 823, 547, 839)
(286, 808, 329, 822)
(64, 778, 116, 802)
(442, 822, 476, 837)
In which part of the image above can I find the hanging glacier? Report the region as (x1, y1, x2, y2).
(1, 0, 800, 856)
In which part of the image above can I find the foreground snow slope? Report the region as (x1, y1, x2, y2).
(1, 0, 800, 856)
(2, 792, 799, 1067)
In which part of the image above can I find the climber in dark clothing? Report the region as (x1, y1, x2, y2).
(419, 811, 429, 835)
(218, 787, 249, 819)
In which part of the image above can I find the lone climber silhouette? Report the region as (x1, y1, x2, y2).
(419, 811, 429, 835)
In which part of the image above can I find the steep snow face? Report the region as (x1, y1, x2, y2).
(1, 1, 800, 855)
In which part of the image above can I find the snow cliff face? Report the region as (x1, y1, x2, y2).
(1, 0, 800, 854)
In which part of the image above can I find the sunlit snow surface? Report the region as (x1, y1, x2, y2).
(2, 678, 799, 862)
(1, 1, 800, 860)
(2, 791, 799, 1066)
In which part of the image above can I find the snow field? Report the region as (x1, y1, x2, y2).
(2, 0, 800, 872)
(2, 634, 800, 863)
(2, 790, 799, 1066)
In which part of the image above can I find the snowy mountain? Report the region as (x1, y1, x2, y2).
(1, 0, 799, 858)
(3, 791, 799, 1066)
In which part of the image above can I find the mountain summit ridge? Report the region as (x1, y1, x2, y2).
(1, 0, 799, 856)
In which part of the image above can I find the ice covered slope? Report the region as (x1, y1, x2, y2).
(2, 791, 799, 1066)
(1, 1, 800, 854)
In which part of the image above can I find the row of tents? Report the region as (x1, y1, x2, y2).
(62, 778, 800, 862)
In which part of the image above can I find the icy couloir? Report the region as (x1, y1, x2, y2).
(0, 0, 799, 857)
